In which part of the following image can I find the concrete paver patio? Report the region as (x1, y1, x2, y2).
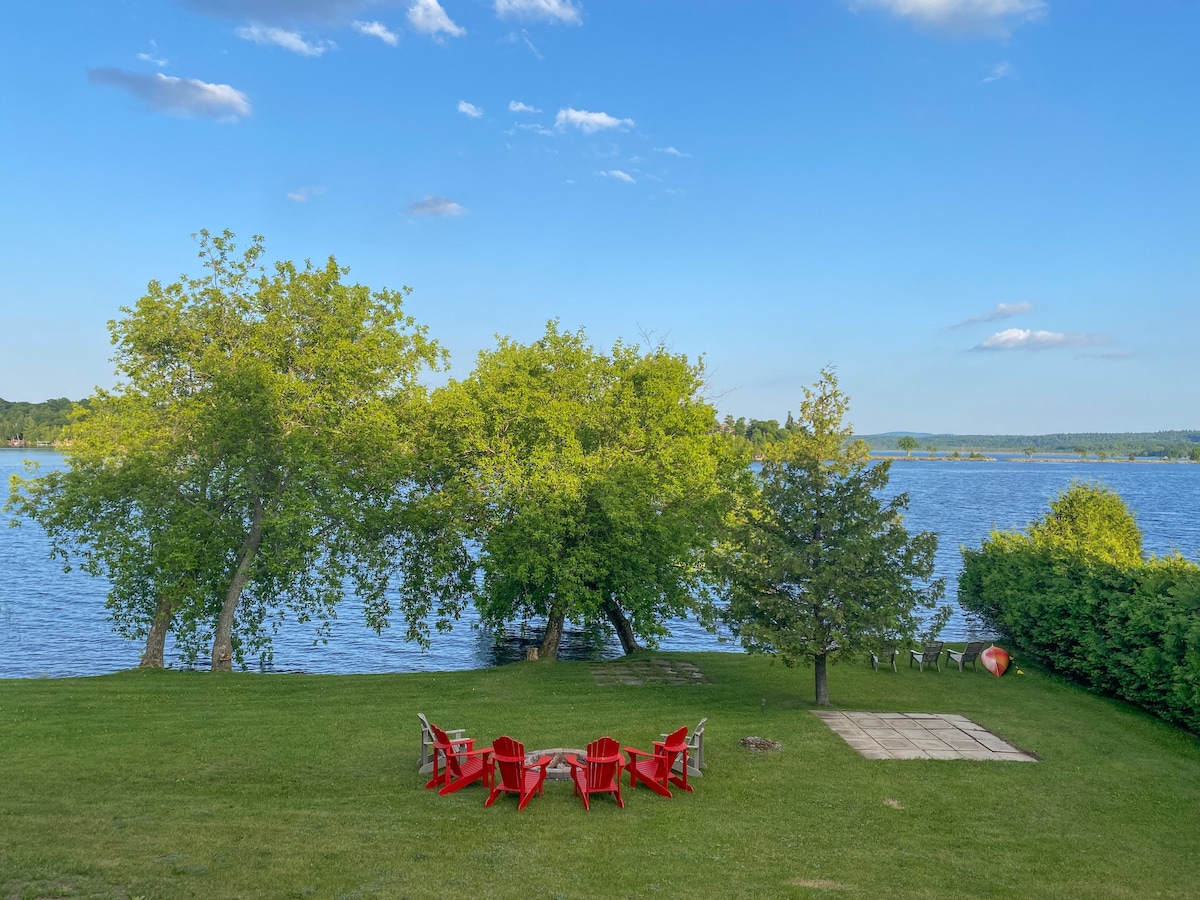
(811, 711, 1037, 761)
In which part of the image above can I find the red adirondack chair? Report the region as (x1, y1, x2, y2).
(624, 725, 693, 798)
(485, 736, 553, 811)
(564, 737, 625, 810)
(428, 722, 493, 796)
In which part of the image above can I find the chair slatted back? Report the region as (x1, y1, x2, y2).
(583, 736, 622, 787)
(491, 735, 526, 791)
(430, 722, 465, 778)
(658, 725, 689, 774)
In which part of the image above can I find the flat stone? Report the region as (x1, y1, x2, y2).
(809, 711, 1037, 762)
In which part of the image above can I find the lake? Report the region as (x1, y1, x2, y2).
(2, 449, 1198, 678)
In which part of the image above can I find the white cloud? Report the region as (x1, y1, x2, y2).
(520, 30, 544, 58)
(236, 24, 333, 56)
(287, 186, 326, 202)
(555, 107, 634, 134)
(655, 145, 688, 157)
(983, 60, 1013, 82)
(353, 20, 399, 45)
(137, 43, 168, 67)
(952, 301, 1033, 328)
(509, 100, 541, 113)
(517, 122, 555, 136)
(406, 196, 467, 216)
(457, 100, 483, 118)
(848, 0, 1047, 37)
(973, 328, 1109, 351)
(600, 169, 635, 183)
(495, 0, 582, 25)
(407, 0, 466, 38)
(86, 67, 251, 122)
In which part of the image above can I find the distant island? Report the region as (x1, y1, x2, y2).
(5, 398, 1199, 460)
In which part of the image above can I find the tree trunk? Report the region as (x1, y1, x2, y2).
(539, 607, 566, 661)
(211, 499, 265, 672)
(603, 597, 642, 655)
(814, 652, 829, 706)
(139, 595, 173, 668)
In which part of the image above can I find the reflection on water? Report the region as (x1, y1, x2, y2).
(3, 449, 1197, 678)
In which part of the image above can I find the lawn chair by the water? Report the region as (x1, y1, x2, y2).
(485, 736, 552, 811)
(418, 712, 467, 776)
(945, 641, 986, 673)
(663, 717, 707, 778)
(909, 641, 944, 673)
(625, 725, 693, 799)
(565, 737, 625, 810)
(428, 722, 493, 796)
(871, 649, 899, 672)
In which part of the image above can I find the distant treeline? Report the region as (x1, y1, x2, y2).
(859, 431, 1200, 460)
(0, 397, 86, 444)
(6, 396, 1199, 460)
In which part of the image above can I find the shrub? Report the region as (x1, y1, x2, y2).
(959, 483, 1200, 733)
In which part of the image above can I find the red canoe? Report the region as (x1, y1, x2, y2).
(981, 645, 1010, 678)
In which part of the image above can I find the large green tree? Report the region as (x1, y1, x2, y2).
(427, 322, 749, 660)
(7, 230, 443, 670)
(719, 370, 949, 705)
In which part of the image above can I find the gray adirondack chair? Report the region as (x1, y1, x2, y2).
(909, 641, 944, 673)
(417, 712, 466, 775)
(945, 641, 986, 672)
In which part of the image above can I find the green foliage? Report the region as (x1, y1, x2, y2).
(424, 321, 751, 658)
(896, 435, 919, 456)
(1026, 481, 1143, 565)
(0, 397, 85, 444)
(6, 230, 443, 670)
(719, 370, 949, 704)
(959, 483, 1200, 732)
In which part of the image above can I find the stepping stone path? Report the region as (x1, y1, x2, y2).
(811, 711, 1037, 761)
(591, 658, 711, 686)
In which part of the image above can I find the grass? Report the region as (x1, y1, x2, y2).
(2, 649, 1199, 899)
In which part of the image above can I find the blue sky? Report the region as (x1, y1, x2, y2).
(1, 0, 1196, 434)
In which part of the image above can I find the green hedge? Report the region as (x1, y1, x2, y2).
(960, 543, 1200, 733)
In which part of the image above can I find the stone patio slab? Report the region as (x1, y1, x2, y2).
(810, 711, 1037, 762)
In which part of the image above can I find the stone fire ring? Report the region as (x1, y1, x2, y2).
(524, 748, 586, 780)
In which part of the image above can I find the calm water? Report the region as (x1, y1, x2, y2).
(2, 449, 1197, 678)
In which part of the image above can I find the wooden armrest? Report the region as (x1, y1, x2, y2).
(624, 746, 654, 760)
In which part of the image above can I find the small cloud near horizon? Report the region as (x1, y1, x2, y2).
(287, 186, 326, 202)
(495, 0, 582, 26)
(457, 100, 483, 118)
(353, 20, 399, 45)
(235, 24, 333, 56)
(953, 301, 1033, 328)
(405, 196, 466, 216)
(972, 328, 1110, 352)
(555, 107, 634, 134)
(509, 100, 541, 113)
(600, 169, 635, 183)
(86, 67, 251, 121)
(983, 61, 1013, 83)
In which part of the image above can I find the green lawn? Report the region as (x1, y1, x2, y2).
(2, 650, 1198, 899)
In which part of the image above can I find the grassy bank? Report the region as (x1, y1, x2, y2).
(3, 651, 1198, 899)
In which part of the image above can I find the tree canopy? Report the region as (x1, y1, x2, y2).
(718, 370, 948, 705)
(425, 322, 750, 659)
(7, 230, 443, 670)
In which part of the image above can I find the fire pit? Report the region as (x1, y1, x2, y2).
(525, 748, 587, 780)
